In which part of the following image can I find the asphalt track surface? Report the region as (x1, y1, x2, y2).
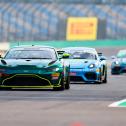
(0, 47, 126, 126)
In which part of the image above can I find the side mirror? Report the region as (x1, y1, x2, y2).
(62, 53, 70, 59)
(100, 56, 107, 61)
(57, 50, 65, 55)
(111, 56, 116, 59)
(57, 50, 65, 59)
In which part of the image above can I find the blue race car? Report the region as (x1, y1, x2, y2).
(111, 49, 126, 74)
(62, 47, 107, 84)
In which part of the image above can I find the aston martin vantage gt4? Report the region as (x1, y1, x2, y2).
(0, 46, 70, 90)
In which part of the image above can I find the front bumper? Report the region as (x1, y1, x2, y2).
(111, 65, 126, 74)
(0, 73, 62, 88)
(70, 68, 101, 82)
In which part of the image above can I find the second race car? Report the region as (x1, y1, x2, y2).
(62, 47, 107, 84)
(111, 49, 126, 74)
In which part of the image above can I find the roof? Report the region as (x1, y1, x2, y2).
(62, 47, 97, 53)
(10, 45, 55, 50)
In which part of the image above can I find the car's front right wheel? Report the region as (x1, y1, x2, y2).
(103, 70, 107, 83)
(65, 76, 70, 90)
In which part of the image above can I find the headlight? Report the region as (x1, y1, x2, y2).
(53, 68, 60, 71)
(48, 67, 60, 72)
(114, 61, 119, 65)
(88, 64, 95, 68)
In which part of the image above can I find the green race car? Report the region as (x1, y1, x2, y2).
(0, 46, 70, 90)
(111, 49, 126, 74)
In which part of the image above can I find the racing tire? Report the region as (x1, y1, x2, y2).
(65, 76, 70, 90)
(53, 79, 65, 91)
(103, 71, 107, 83)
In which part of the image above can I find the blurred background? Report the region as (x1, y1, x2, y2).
(0, 0, 126, 41)
(0, 0, 126, 55)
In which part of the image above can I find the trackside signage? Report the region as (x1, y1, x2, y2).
(66, 17, 98, 41)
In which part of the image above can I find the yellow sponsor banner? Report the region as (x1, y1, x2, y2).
(66, 17, 98, 41)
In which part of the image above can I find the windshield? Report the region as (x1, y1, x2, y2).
(117, 51, 126, 58)
(5, 49, 57, 60)
(65, 51, 97, 60)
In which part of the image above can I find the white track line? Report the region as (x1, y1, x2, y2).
(109, 99, 126, 107)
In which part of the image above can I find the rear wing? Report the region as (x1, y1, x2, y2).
(98, 52, 107, 60)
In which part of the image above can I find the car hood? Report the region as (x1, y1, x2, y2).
(121, 58, 126, 64)
(0, 59, 58, 69)
(64, 59, 98, 69)
(114, 58, 126, 65)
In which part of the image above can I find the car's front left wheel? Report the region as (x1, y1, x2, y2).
(53, 79, 65, 91)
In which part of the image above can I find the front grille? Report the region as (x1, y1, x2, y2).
(70, 76, 84, 81)
(113, 66, 121, 73)
(3, 75, 50, 86)
(85, 72, 97, 80)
